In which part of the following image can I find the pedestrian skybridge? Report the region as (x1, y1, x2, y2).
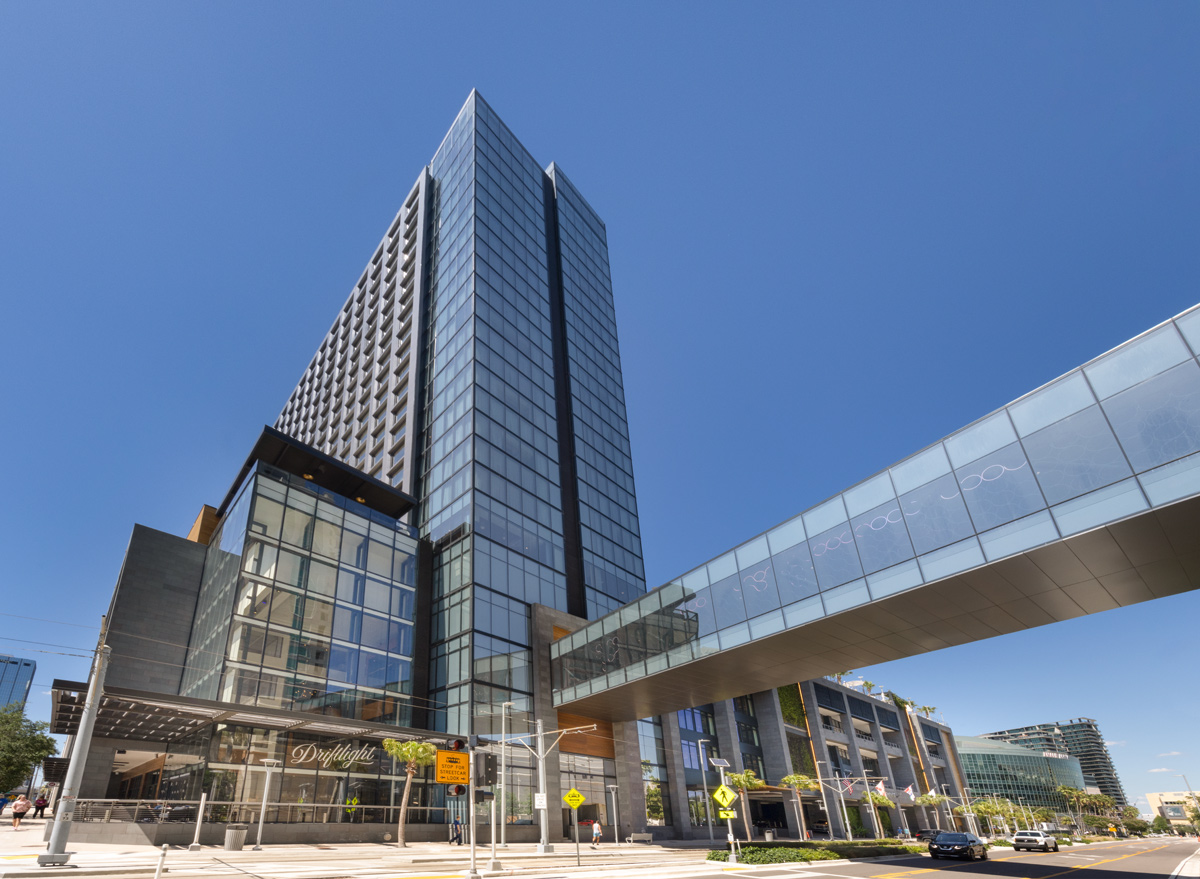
(552, 305, 1200, 720)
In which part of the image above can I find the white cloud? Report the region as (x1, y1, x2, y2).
(1158, 751, 1182, 757)
(1104, 740, 1126, 747)
(1149, 768, 1173, 773)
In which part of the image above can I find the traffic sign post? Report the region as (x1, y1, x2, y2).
(710, 758, 737, 865)
(435, 750, 470, 785)
(564, 789, 585, 866)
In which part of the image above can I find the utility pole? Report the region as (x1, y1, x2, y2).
(536, 719, 550, 852)
(500, 701, 512, 847)
(502, 720, 596, 854)
(40, 646, 111, 867)
(698, 739, 714, 841)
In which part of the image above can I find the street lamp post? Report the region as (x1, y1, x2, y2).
(1176, 775, 1198, 832)
(252, 759, 281, 851)
(812, 759, 833, 841)
(698, 739, 714, 841)
(500, 701, 513, 847)
(607, 784, 620, 846)
(1019, 796, 1032, 830)
(941, 785, 956, 832)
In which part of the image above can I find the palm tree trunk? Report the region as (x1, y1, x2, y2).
(396, 765, 415, 847)
(741, 789, 753, 843)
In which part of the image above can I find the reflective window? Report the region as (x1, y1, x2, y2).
(899, 473, 975, 556)
(1022, 405, 1132, 504)
(953, 441, 1046, 531)
(771, 541, 819, 604)
(851, 499, 914, 575)
(808, 522, 862, 589)
(739, 559, 780, 619)
(1102, 360, 1200, 472)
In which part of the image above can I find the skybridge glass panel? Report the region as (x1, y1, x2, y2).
(551, 305, 1200, 704)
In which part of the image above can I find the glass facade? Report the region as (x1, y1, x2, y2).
(552, 306, 1200, 702)
(0, 655, 35, 709)
(403, 94, 646, 735)
(181, 463, 419, 726)
(956, 736, 1086, 812)
(111, 721, 446, 824)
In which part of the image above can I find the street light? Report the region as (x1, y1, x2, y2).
(252, 758, 281, 851)
(1176, 775, 1198, 832)
(500, 701, 513, 847)
(607, 783, 620, 847)
(1019, 796, 1033, 830)
(941, 784, 956, 832)
(812, 758, 833, 840)
(698, 739, 714, 841)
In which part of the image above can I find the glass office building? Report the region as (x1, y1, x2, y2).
(179, 462, 420, 727)
(276, 91, 647, 736)
(956, 736, 1086, 814)
(0, 654, 35, 709)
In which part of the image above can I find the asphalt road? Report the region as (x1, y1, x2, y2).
(695, 838, 1200, 879)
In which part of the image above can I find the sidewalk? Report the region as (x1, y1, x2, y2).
(0, 820, 715, 879)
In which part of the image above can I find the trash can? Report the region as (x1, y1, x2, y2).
(764, 830, 775, 842)
(224, 824, 249, 851)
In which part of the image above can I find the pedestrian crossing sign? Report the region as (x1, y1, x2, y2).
(713, 784, 737, 808)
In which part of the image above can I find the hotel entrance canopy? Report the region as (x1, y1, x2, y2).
(552, 305, 1200, 720)
(49, 680, 442, 746)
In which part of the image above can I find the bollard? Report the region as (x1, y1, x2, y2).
(153, 844, 168, 879)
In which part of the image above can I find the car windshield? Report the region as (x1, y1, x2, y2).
(937, 833, 969, 843)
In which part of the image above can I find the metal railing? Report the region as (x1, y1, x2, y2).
(71, 799, 449, 826)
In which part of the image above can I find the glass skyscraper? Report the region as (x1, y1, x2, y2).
(276, 92, 646, 735)
(0, 654, 35, 709)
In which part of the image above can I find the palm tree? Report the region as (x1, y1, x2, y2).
(862, 681, 876, 695)
(917, 705, 937, 718)
(727, 769, 766, 843)
(1056, 785, 1084, 830)
(382, 738, 438, 847)
(782, 773, 819, 839)
(866, 791, 895, 838)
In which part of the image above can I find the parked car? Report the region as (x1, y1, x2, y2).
(915, 828, 945, 842)
(929, 832, 989, 860)
(811, 819, 830, 834)
(1013, 830, 1059, 852)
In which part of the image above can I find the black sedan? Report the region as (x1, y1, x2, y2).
(929, 832, 989, 860)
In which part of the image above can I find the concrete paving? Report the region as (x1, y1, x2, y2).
(0, 816, 717, 879)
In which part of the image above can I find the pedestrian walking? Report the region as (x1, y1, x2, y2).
(450, 815, 463, 845)
(11, 795, 30, 829)
(32, 795, 48, 820)
(592, 819, 603, 847)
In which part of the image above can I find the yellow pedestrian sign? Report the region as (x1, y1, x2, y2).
(563, 788, 586, 810)
(718, 809, 737, 820)
(713, 784, 736, 808)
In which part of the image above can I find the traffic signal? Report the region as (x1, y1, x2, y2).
(447, 739, 466, 751)
(475, 753, 497, 786)
(446, 784, 467, 797)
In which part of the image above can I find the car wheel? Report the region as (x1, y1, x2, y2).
(1051, 844, 1059, 852)
(968, 849, 976, 861)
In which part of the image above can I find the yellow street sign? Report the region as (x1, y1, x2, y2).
(713, 784, 737, 808)
(718, 809, 737, 820)
(434, 750, 470, 784)
(563, 788, 586, 809)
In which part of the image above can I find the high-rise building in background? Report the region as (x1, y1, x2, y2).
(981, 718, 1127, 808)
(0, 654, 36, 708)
(276, 90, 647, 734)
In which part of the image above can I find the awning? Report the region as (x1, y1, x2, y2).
(49, 680, 448, 746)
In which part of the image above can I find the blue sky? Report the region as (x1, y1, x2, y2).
(2, 3, 1198, 810)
